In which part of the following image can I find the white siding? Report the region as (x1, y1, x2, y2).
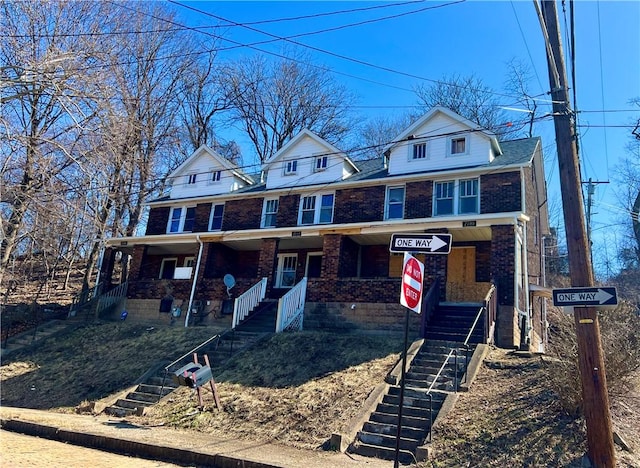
(170, 154, 246, 199)
(388, 114, 493, 176)
(265, 135, 355, 189)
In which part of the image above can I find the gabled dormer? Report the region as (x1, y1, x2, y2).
(167, 145, 254, 199)
(262, 129, 359, 190)
(384, 106, 502, 176)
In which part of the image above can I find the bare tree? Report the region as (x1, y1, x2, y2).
(414, 74, 510, 138)
(221, 54, 355, 163)
(504, 58, 540, 138)
(0, 0, 104, 287)
(352, 113, 415, 161)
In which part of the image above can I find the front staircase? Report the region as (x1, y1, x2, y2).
(350, 302, 486, 464)
(103, 304, 279, 417)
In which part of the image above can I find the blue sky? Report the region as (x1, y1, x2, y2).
(175, 0, 640, 277)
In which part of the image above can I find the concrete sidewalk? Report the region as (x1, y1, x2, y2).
(0, 407, 394, 468)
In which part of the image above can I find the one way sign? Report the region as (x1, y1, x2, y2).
(552, 287, 618, 309)
(389, 233, 452, 254)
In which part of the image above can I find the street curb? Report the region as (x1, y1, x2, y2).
(1, 418, 282, 468)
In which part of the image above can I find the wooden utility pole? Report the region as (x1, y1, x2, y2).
(538, 1, 615, 466)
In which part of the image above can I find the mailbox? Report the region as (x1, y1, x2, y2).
(172, 363, 202, 387)
(185, 365, 213, 389)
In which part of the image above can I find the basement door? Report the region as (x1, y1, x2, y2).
(276, 254, 297, 288)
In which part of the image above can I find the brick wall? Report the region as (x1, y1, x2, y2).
(405, 180, 433, 219)
(481, 171, 521, 213)
(277, 194, 300, 227)
(307, 277, 401, 303)
(193, 203, 212, 232)
(258, 238, 278, 288)
(334, 186, 385, 223)
(146, 207, 170, 235)
(224, 198, 263, 231)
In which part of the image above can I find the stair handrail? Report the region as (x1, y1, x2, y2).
(424, 348, 459, 395)
(96, 281, 128, 315)
(232, 277, 268, 329)
(275, 277, 307, 332)
(484, 284, 497, 345)
(421, 277, 441, 338)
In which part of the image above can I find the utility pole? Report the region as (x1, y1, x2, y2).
(538, 1, 616, 466)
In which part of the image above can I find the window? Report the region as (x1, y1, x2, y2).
(262, 198, 279, 228)
(210, 170, 221, 183)
(187, 173, 197, 185)
(276, 254, 297, 288)
(184, 257, 195, 267)
(434, 178, 479, 216)
(385, 186, 405, 220)
(459, 178, 479, 214)
(412, 142, 427, 160)
(209, 204, 224, 231)
(167, 206, 196, 233)
(299, 193, 334, 225)
(449, 137, 468, 155)
(159, 258, 177, 279)
(284, 159, 298, 175)
(434, 181, 455, 216)
(315, 155, 328, 171)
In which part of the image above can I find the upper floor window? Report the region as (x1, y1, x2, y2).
(210, 170, 221, 184)
(448, 136, 468, 156)
(459, 178, 479, 213)
(209, 203, 224, 231)
(412, 142, 427, 160)
(284, 159, 298, 175)
(385, 186, 405, 220)
(434, 178, 479, 216)
(187, 173, 197, 185)
(315, 155, 328, 171)
(262, 198, 279, 228)
(168, 206, 196, 233)
(299, 193, 334, 225)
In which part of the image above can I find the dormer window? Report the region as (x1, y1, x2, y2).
(187, 173, 197, 185)
(412, 142, 427, 160)
(210, 170, 221, 184)
(315, 155, 328, 171)
(284, 160, 298, 175)
(449, 137, 468, 155)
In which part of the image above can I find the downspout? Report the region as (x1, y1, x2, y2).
(522, 220, 531, 350)
(541, 235, 549, 353)
(184, 235, 204, 328)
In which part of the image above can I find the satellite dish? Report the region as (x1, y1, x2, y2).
(223, 274, 236, 298)
(223, 274, 236, 289)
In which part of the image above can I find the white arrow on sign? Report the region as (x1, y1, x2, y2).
(554, 288, 615, 305)
(392, 235, 448, 252)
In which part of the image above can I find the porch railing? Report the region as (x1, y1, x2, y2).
(275, 277, 307, 332)
(232, 277, 267, 329)
(483, 284, 497, 345)
(421, 277, 441, 338)
(96, 281, 128, 316)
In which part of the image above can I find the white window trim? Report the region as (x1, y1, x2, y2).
(184, 257, 195, 267)
(385, 185, 405, 220)
(305, 252, 323, 277)
(208, 169, 222, 185)
(314, 155, 328, 172)
(283, 159, 298, 176)
(209, 203, 225, 231)
(433, 178, 480, 216)
(447, 136, 469, 156)
(409, 140, 428, 161)
(298, 192, 334, 225)
(276, 253, 298, 288)
(186, 173, 198, 185)
(261, 198, 279, 228)
(167, 205, 196, 233)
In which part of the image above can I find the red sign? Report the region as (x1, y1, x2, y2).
(400, 254, 423, 313)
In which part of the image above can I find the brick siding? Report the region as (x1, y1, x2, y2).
(481, 171, 521, 213)
(334, 186, 385, 223)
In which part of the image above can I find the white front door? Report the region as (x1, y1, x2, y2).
(276, 254, 298, 288)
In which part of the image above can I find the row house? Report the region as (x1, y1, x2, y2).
(102, 107, 550, 350)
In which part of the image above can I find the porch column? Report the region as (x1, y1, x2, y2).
(491, 224, 518, 348)
(321, 234, 342, 279)
(258, 238, 279, 290)
(129, 245, 147, 281)
(424, 228, 449, 298)
(100, 247, 116, 286)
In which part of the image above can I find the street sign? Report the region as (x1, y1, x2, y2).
(400, 253, 423, 313)
(552, 287, 618, 308)
(390, 233, 452, 254)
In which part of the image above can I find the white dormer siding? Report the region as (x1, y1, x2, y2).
(263, 129, 358, 190)
(385, 107, 501, 177)
(167, 145, 252, 199)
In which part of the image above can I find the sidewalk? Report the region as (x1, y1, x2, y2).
(0, 407, 394, 468)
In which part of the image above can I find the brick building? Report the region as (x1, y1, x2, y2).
(102, 107, 550, 350)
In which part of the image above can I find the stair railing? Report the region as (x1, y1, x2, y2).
(420, 277, 441, 338)
(275, 277, 307, 332)
(158, 330, 232, 401)
(96, 281, 128, 316)
(232, 277, 267, 329)
(483, 285, 497, 345)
